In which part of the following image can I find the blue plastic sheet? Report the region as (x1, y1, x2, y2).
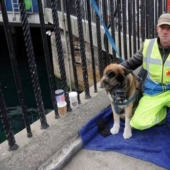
(79, 106, 170, 169)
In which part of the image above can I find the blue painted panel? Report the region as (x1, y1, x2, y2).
(5, 0, 12, 11)
(32, 0, 39, 12)
(4, 0, 39, 12)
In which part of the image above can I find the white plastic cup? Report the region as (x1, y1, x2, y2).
(55, 89, 65, 104)
(69, 91, 78, 109)
(57, 101, 67, 117)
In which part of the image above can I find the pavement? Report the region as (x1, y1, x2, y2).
(0, 83, 166, 170)
(62, 149, 165, 170)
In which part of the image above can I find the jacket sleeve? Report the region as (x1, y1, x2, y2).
(120, 47, 143, 70)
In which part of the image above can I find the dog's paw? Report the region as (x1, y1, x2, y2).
(110, 124, 120, 134)
(123, 129, 132, 139)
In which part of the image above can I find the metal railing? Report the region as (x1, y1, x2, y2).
(0, 0, 168, 150)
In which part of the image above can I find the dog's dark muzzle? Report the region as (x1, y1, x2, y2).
(111, 88, 126, 103)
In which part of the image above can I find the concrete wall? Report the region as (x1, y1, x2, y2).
(44, 8, 142, 61)
(50, 31, 101, 90)
(0, 12, 40, 24)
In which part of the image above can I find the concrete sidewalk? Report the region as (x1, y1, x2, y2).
(0, 84, 108, 170)
(40, 135, 165, 170)
(0, 83, 166, 170)
(62, 149, 165, 170)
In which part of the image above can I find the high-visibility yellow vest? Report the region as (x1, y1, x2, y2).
(142, 38, 170, 85)
(24, 0, 32, 10)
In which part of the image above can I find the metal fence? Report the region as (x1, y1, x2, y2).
(0, 0, 168, 150)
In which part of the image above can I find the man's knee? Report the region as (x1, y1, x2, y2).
(130, 118, 152, 130)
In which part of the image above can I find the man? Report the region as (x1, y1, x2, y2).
(119, 13, 170, 130)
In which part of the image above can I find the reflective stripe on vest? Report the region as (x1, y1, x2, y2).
(142, 38, 170, 85)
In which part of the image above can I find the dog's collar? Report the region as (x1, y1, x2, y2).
(113, 91, 139, 115)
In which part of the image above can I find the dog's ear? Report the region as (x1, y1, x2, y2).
(124, 68, 132, 76)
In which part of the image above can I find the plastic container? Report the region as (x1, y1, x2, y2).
(69, 91, 78, 109)
(57, 101, 67, 117)
(55, 89, 65, 104)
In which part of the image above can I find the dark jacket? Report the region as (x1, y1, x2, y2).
(121, 38, 170, 70)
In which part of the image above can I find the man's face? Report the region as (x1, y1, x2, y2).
(157, 25, 170, 47)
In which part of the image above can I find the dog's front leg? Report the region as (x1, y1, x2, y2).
(123, 104, 133, 139)
(110, 103, 120, 134)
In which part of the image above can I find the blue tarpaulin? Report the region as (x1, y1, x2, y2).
(79, 106, 170, 169)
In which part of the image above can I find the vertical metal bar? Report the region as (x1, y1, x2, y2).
(148, 0, 152, 38)
(148, 0, 154, 38)
(158, 0, 163, 17)
(18, 0, 49, 129)
(132, 0, 137, 53)
(61, 0, 72, 92)
(163, 0, 166, 12)
(75, 0, 91, 99)
(117, 0, 122, 57)
(145, 0, 149, 38)
(36, 0, 59, 118)
(0, 83, 19, 150)
(0, 0, 32, 137)
(64, 0, 81, 104)
(95, 0, 105, 79)
(122, 0, 127, 60)
(109, 0, 117, 62)
(86, 0, 97, 93)
(150, 0, 155, 38)
(140, 0, 146, 42)
(50, 0, 72, 110)
(102, 0, 109, 64)
(128, 0, 132, 58)
(136, 0, 140, 49)
(155, 0, 158, 19)
(164, 0, 166, 12)
(155, 0, 158, 37)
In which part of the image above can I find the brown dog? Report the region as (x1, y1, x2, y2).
(101, 63, 140, 139)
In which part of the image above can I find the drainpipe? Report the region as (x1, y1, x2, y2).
(61, 0, 72, 91)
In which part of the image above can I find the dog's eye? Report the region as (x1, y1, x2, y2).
(108, 72, 115, 78)
(116, 75, 125, 82)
